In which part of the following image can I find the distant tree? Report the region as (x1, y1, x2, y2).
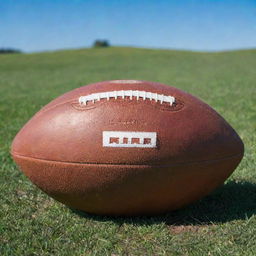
(0, 48, 22, 54)
(93, 40, 110, 48)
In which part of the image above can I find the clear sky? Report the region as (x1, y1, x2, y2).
(1, 0, 256, 52)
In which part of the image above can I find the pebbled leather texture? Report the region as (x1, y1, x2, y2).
(11, 80, 244, 216)
(13, 153, 243, 216)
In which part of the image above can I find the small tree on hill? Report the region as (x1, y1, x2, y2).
(93, 40, 110, 48)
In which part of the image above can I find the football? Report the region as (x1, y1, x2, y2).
(11, 80, 244, 216)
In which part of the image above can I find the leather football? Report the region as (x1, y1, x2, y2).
(11, 80, 244, 216)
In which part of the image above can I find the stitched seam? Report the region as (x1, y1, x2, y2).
(79, 90, 175, 106)
(12, 152, 243, 167)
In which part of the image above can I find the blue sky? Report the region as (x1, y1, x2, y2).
(1, 0, 256, 52)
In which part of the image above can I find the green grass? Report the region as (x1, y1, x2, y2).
(0, 47, 256, 256)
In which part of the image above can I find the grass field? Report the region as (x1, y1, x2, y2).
(0, 47, 255, 256)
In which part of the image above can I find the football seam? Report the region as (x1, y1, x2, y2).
(11, 152, 243, 167)
(78, 90, 175, 106)
(36, 93, 179, 117)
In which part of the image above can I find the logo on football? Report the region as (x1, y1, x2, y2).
(102, 131, 157, 148)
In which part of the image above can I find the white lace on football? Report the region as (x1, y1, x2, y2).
(110, 80, 142, 84)
(79, 90, 175, 106)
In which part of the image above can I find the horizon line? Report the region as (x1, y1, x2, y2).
(1, 45, 256, 55)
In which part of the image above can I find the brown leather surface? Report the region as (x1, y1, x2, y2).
(13, 153, 243, 216)
(11, 80, 244, 165)
(11, 80, 244, 215)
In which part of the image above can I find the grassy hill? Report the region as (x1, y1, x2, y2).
(0, 47, 255, 255)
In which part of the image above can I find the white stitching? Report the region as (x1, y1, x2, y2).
(79, 90, 175, 106)
(110, 80, 142, 84)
